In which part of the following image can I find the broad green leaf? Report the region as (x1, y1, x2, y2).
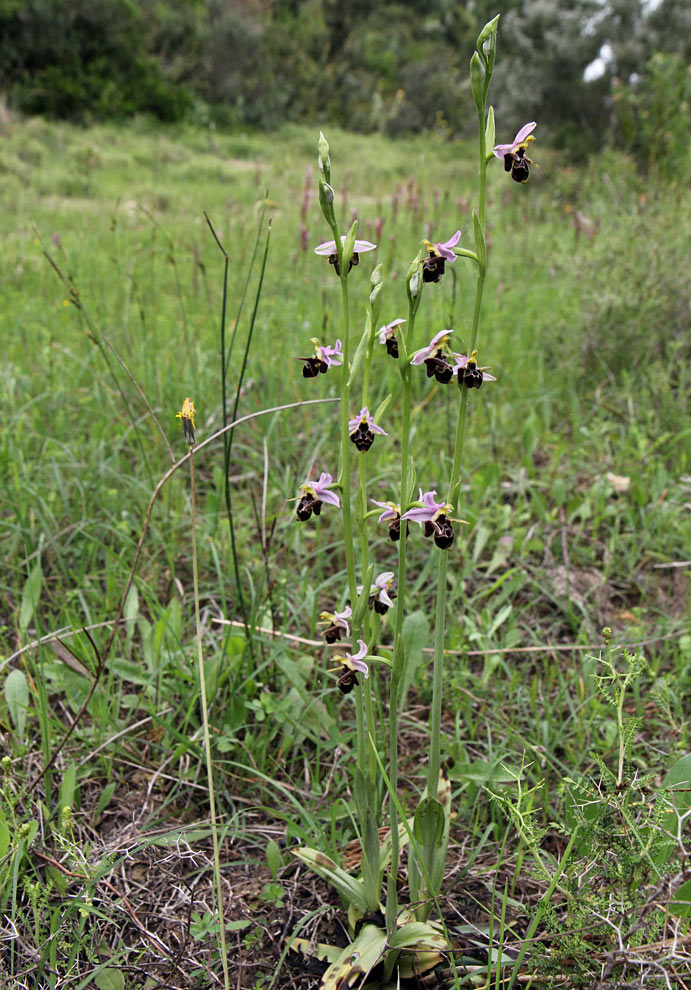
(321, 924, 388, 990)
(94, 968, 125, 990)
(5, 669, 29, 740)
(399, 610, 429, 708)
(110, 657, 153, 688)
(390, 921, 446, 951)
(662, 753, 691, 812)
(669, 879, 691, 918)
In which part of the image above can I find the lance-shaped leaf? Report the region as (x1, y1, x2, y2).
(320, 924, 388, 990)
(485, 105, 496, 158)
(351, 562, 374, 631)
(348, 314, 370, 388)
(470, 51, 485, 114)
(352, 767, 383, 912)
(292, 848, 368, 915)
(341, 220, 358, 280)
(390, 921, 447, 951)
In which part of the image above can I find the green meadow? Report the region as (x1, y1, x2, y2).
(1, 116, 690, 988)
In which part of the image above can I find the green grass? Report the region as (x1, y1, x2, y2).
(0, 114, 690, 988)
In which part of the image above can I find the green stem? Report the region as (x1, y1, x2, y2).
(384, 303, 415, 936)
(189, 450, 230, 990)
(339, 276, 358, 607)
(424, 74, 491, 889)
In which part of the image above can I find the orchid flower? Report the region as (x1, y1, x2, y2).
(378, 318, 406, 359)
(492, 122, 538, 183)
(320, 605, 352, 643)
(410, 330, 453, 366)
(335, 639, 370, 694)
(411, 330, 456, 384)
(315, 235, 377, 276)
(453, 350, 497, 389)
(371, 499, 400, 522)
(421, 230, 461, 283)
(430, 229, 462, 262)
(296, 471, 340, 521)
(301, 337, 343, 377)
(358, 571, 396, 614)
(348, 407, 387, 452)
(372, 499, 406, 542)
(401, 489, 456, 549)
(491, 121, 536, 159)
(401, 489, 451, 525)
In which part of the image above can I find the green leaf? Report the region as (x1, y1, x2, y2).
(19, 561, 42, 634)
(414, 797, 444, 846)
(110, 657, 153, 688)
(669, 879, 691, 918)
(399, 610, 429, 709)
(5, 669, 29, 740)
(470, 52, 485, 114)
(59, 763, 77, 826)
(94, 781, 117, 824)
(347, 316, 370, 388)
(266, 839, 283, 880)
(93, 968, 125, 990)
(292, 847, 368, 914)
(390, 921, 446, 951)
(663, 753, 691, 812)
(321, 925, 388, 990)
(0, 821, 10, 858)
(341, 219, 358, 279)
(485, 105, 496, 154)
(372, 392, 392, 425)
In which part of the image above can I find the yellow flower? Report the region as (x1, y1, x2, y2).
(176, 397, 196, 444)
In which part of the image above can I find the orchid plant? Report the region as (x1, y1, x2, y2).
(288, 15, 537, 987)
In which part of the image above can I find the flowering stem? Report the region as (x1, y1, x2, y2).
(189, 450, 230, 990)
(385, 302, 415, 934)
(339, 276, 358, 607)
(425, 63, 491, 883)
